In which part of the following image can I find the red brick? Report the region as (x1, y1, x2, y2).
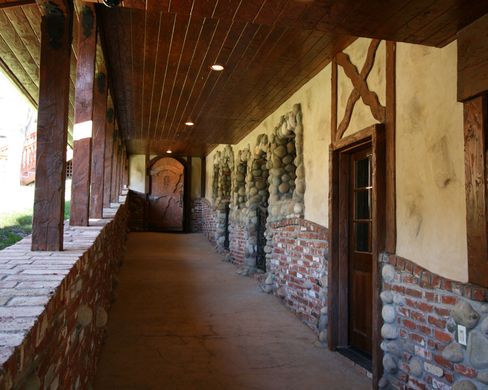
(410, 333, 425, 345)
(406, 288, 422, 298)
(403, 319, 417, 330)
(433, 354, 454, 370)
(434, 329, 453, 344)
(428, 315, 446, 329)
(454, 364, 477, 378)
(441, 295, 457, 305)
(411, 311, 425, 323)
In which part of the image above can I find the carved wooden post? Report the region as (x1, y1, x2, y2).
(31, 0, 73, 251)
(70, 3, 97, 226)
(103, 99, 114, 207)
(111, 134, 120, 203)
(89, 70, 108, 218)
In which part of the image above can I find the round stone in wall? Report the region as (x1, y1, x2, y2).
(381, 264, 396, 283)
(383, 354, 397, 374)
(408, 357, 423, 377)
(382, 304, 396, 323)
(451, 301, 480, 329)
(441, 341, 464, 363)
(278, 183, 290, 194)
(77, 305, 93, 327)
(381, 323, 398, 339)
(274, 145, 287, 158)
(452, 380, 477, 390)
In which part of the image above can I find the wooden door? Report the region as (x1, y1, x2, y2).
(348, 147, 373, 356)
(148, 157, 184, 231)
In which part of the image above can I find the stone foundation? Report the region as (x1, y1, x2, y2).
(264, 218, 328, 331)
(380, 255, 488, 390)
(0, 203, 128, 389)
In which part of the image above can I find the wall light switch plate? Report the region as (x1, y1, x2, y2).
(458, 325, 467, 346)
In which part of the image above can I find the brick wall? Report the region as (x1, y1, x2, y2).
(266, 218, 328, 331)
(229, 222, 246, 266)
(190, 198, 203, 232)
(0, 203, 128, 389)
(200, 198, 217, 245)
(380, 254, 488, 390)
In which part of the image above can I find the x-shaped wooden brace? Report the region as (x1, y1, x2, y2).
(336, 39, 386, 141)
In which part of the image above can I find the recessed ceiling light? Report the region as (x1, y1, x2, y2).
(211, 64, 224, 71)
(166, 150, 172, 154)
(185, 121, 195, 126)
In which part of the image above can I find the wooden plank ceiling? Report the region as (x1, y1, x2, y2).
(99, 0, 488, 156)
(0, 1, 488, 155)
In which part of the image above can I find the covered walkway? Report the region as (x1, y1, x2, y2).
(94, 233, 370, 390)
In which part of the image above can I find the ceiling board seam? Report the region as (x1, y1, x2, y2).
(146, 10, 162, 142)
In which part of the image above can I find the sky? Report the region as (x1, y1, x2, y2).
(0, 71, 35, 137)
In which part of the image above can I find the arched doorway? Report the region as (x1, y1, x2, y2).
(148, 157, 185, 232)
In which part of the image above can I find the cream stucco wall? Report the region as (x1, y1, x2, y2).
(128, 154, 146, 193)
(191, 157, 202, 199)
(396, 41, 467, 282)
(206, 64, 332, 227)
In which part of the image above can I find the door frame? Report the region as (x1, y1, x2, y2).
(328, 124, 386, 386)
(147, 155, 192, 233)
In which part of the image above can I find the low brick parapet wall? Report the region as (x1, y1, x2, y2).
(0, 203, 128, 389)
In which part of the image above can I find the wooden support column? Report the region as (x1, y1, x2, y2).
(89, 70, 108, 218)
(110, 127, 118, 203)
(103, 100, 114, 207)
(111, 136, 120, 203)
(184, 156, 192, 233)
(31, 1, 73, 251)
(70, 3, 97, 226)
(201, 156, 206, 198)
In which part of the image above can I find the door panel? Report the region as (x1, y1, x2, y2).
(148, 157, 184, 231)
(348, 148, 373, 356)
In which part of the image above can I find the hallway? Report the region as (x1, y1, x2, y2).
(94, 233, 370, 390)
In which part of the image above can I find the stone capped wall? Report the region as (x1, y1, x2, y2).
(213, 145, 234, 248)
(263, 218, 328, 333)
(0, 203, 128, 389)
(379, 254, 488, 390)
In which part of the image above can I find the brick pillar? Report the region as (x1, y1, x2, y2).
(31, 2, 73, 251)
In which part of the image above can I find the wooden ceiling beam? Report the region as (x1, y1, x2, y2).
(0, 0, 35, 10)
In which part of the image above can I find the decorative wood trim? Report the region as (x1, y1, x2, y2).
(336, 40, 382, 141)
(332, 125, 373, 151)
(385, 41, 396, 253)
(464, 95, 488, 287)
(331, 59, 337, 143)
(328, 124, 386, 387)
(31, 2, 73, 251)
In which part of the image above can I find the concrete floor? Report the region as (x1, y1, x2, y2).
(94, 233, 371, 390)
